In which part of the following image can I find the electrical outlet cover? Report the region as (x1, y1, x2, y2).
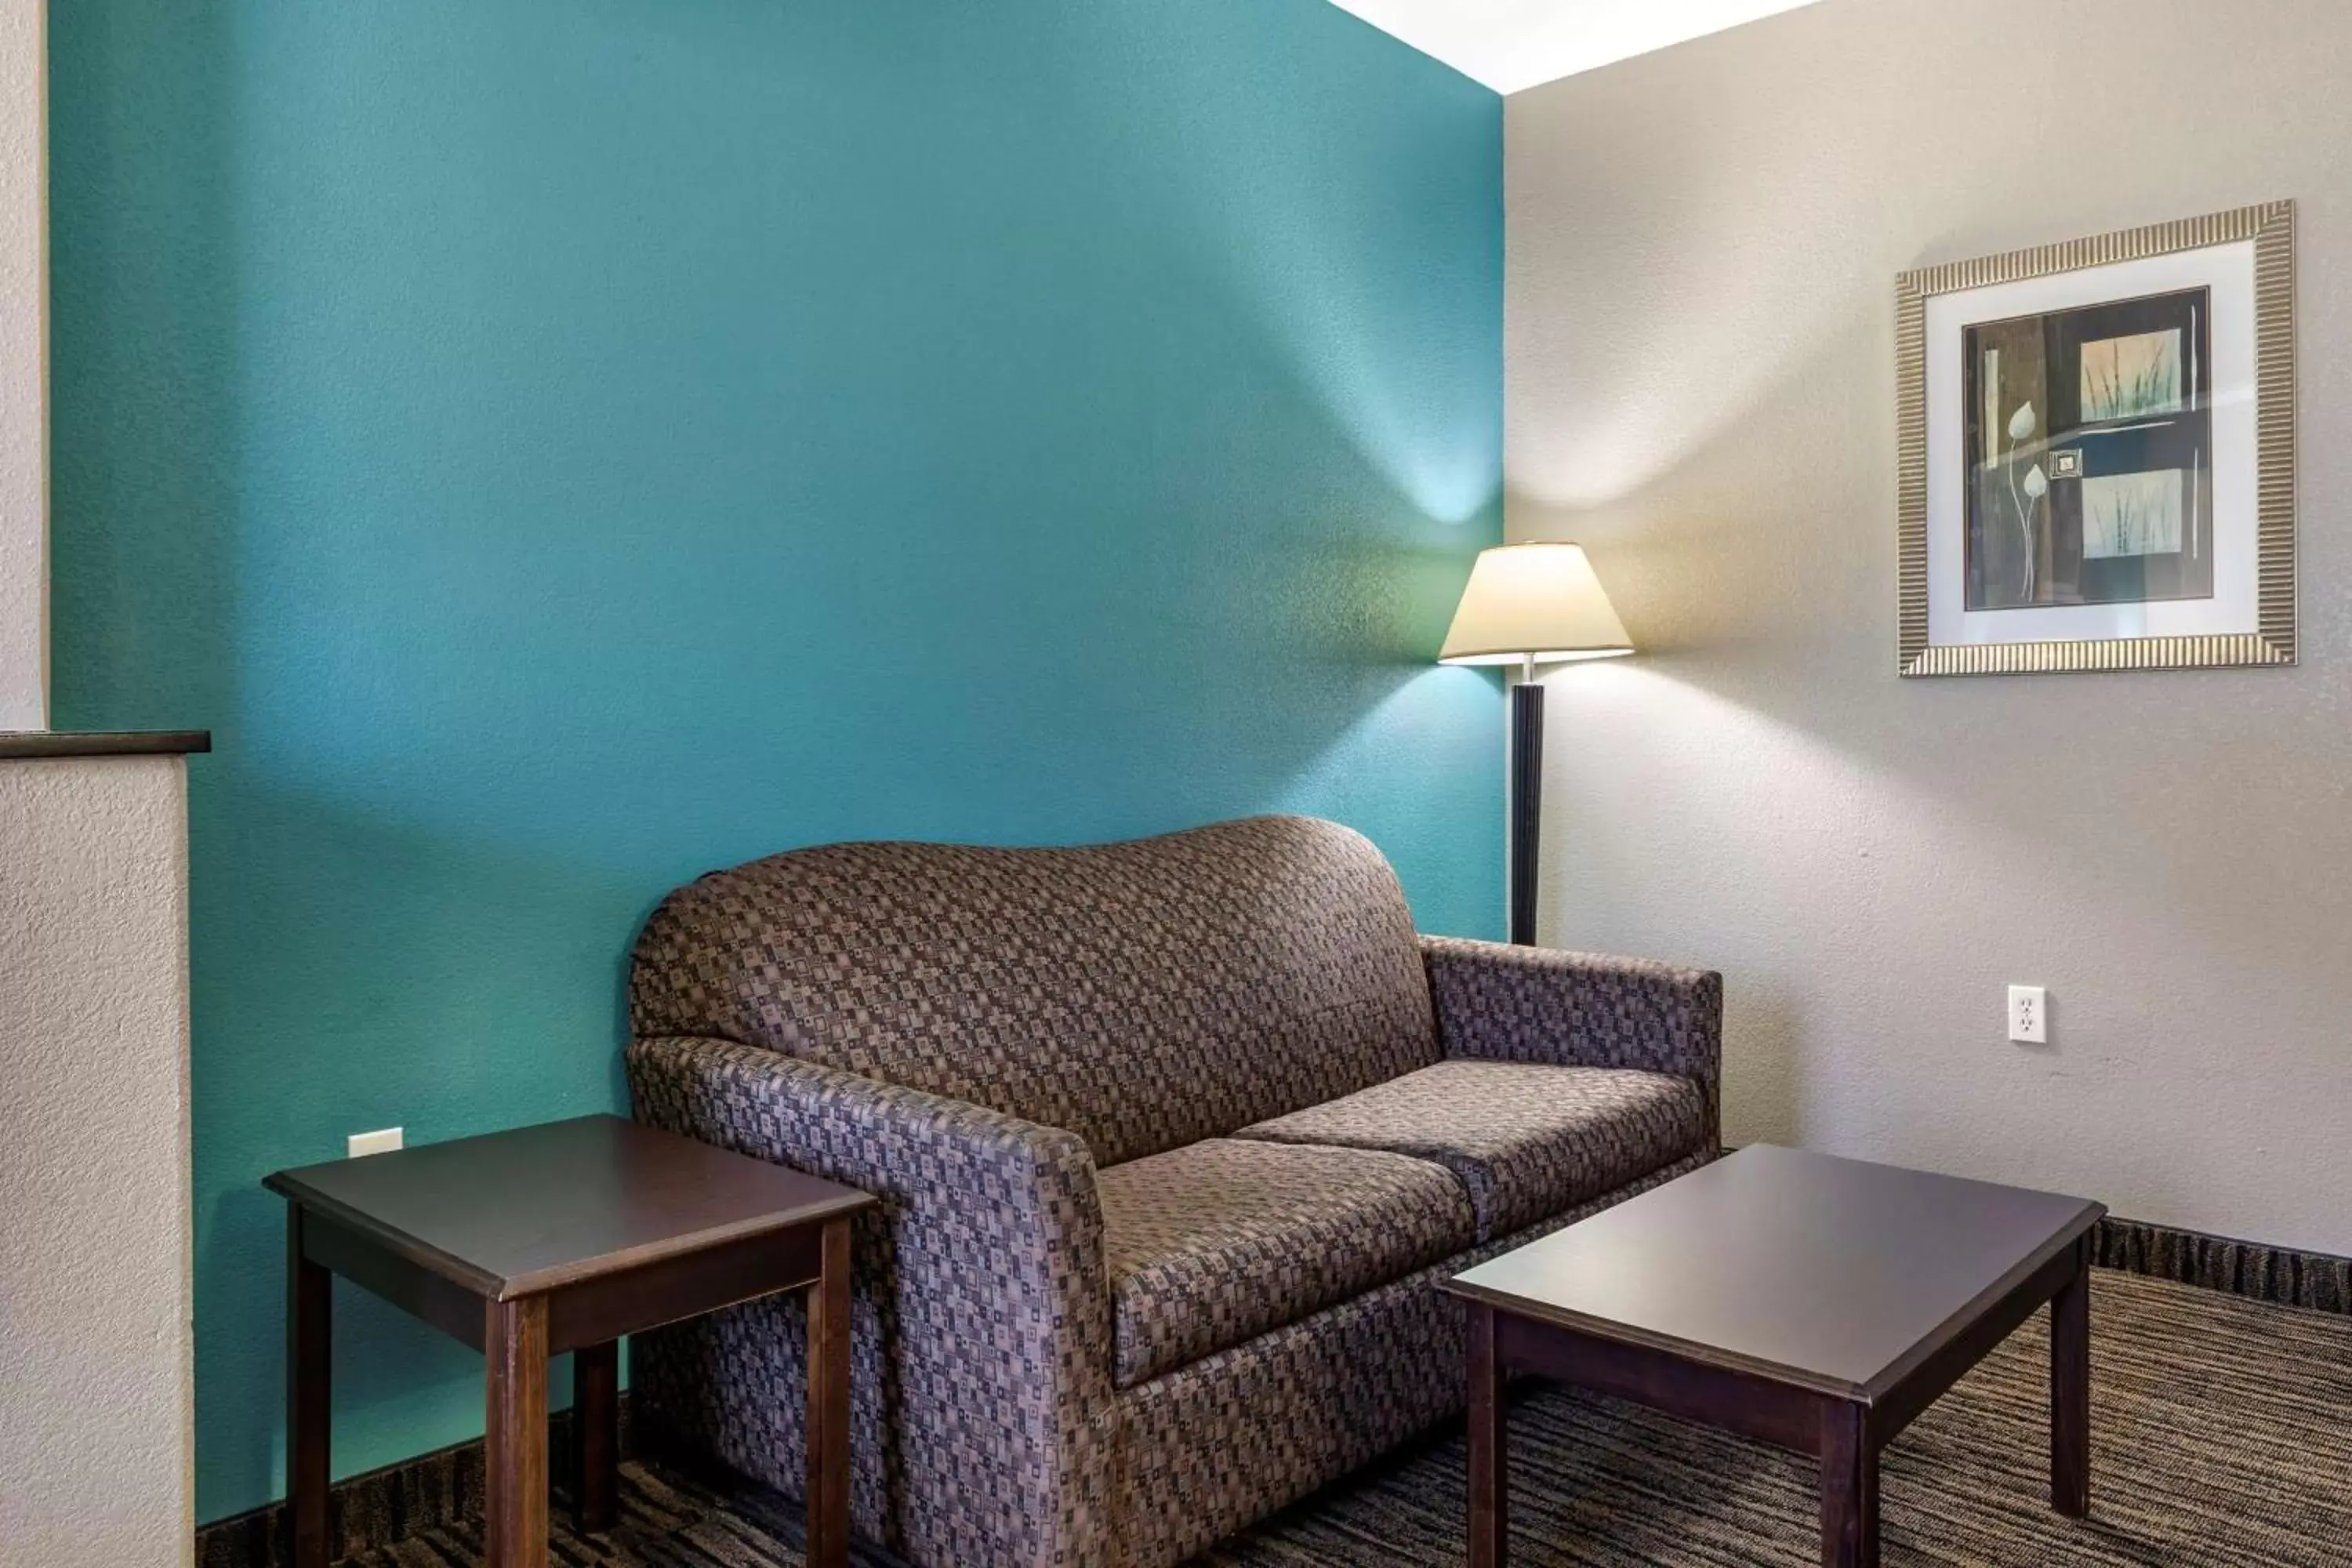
(2007, 985, 2047, 1044)
(348, 1127, 404, 1159)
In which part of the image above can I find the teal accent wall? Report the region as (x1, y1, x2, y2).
(49, 0, 1501, 1523)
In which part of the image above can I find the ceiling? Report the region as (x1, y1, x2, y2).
(1327, 0, 1828, 94)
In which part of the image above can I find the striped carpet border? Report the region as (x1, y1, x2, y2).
(1194, 1270, 2352, 1567)
(307, 1270, 2352, 1566)
(195, 1403, 633, 1568)
(193, 1216, 2352, 1567)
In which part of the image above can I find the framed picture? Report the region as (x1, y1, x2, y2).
(1896, 202, 2296, 676)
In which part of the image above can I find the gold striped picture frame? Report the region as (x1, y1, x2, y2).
(1895, 201, 2296, 677)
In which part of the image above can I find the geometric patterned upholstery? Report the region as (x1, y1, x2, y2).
(1234, 1060, 1710, 1240)
(1100, 1139, 1475, 1387)
(626, 1035, 1113, 1566)
(629, 816, 1439, 1168)
(624, 818, 1726, 1568)
(1420, 935, 1726, 1137)
(1110, 1148, 1719, 1568)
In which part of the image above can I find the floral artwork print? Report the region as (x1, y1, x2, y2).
(1962, 288, 2214, 611)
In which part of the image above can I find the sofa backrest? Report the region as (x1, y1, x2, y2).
(629, 815, 1439, 1167)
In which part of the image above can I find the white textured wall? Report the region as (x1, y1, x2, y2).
(0, 757, 193, 1563)
(0, 0, 41, 729)
(1508, 0, 2352, 1253)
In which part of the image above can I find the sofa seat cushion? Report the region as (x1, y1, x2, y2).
(1233, 1061, 1708, 1242)
(1098, 1138, 1475, 1388)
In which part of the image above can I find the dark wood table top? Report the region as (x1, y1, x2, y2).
(265, 1114, 873, 1301)
(1443, 1144, 2103, 1401)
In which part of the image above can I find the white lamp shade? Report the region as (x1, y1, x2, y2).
(1438, 542, 1634, 666)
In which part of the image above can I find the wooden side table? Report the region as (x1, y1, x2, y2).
(266, 1114, 875, 1568)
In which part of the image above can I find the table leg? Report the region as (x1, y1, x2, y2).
(1468, 1302, 1507, 1568)
(485, 1297, 550, 1568)
(2051, 1239, 2091, 1518)
(287, 1207, 332, 1568)
(1819, 1400, 1879, 1568)
(572, 1338, 620, 1534)
(806, 1215, 854, 1568)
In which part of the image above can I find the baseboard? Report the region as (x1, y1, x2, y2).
(2092, 1214, 2351, 1314)
(193, 1398, 633, 1568)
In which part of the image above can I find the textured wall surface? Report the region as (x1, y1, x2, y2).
(1507, 0, 2352, 1252)
(0, 756, 193, 1563)
(48, 0, 1503, 1522)
(0, 0, 41, 728)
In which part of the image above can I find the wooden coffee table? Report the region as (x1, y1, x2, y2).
(267, 1114, 875, 1568)
(1442, 1145, 2104, 1568)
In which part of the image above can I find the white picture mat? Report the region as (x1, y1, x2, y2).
(1925, 241, 2258, 646)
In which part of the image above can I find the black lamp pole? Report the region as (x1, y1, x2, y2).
(1508, 662, 1542, 946)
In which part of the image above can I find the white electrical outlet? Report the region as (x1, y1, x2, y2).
(348, 1127, 404, 1159)
(2007, 985, 2047, 1044)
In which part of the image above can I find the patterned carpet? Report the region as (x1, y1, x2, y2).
(339, 1272, 2352, 1566)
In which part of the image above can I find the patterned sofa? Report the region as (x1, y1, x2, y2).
(625, 815, 1720, 1568)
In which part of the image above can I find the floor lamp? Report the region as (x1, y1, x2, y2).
(1439, 543, 1635, 946)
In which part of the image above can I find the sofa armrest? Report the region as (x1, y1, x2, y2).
(626, 1036, 1112, 1567)
(1419, 935, 1722, 1139)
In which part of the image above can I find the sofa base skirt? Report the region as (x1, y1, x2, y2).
(635, 1147, 1716, 1568)
(1108, 1147, 1714, 1568)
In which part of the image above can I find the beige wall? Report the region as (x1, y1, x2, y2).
(0, 755, 194, 1563)
(1506, 0, 2352, 1252)
(0, 0, 191, 1561)
(0, 10, 192, 1552)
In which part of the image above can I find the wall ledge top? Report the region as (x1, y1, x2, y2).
(0, 730, 212, 760)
